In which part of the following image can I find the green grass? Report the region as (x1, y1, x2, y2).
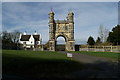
(3, 50, 67, 60)
(70, 51, 120, 60)
(2, 50, 85, 79)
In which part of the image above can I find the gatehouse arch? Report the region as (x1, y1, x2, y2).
(56, 36, 66, 51)
(48, 9, 75, 51)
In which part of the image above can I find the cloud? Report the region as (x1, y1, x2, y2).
(2, 2, 118, 44)
(2, 0, 120, 2)
(0, 2, 1, 32)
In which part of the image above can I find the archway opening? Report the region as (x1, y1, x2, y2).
(56, 36, 66, 51)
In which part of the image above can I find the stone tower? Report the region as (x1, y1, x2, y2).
(48, 9, 75, 51)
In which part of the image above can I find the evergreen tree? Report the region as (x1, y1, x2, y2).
(107, 25, 120, 45)
(96, 37, 101, 45)
(87, 36, 95, 45)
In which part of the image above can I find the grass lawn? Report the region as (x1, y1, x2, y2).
(2, 50, 85, 79)
(70, 51, 120, 60)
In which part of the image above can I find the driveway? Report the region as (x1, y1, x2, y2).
(72, 52, 118, 63)
(67, 52, 119, 78)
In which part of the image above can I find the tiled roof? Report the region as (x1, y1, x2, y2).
(20, 35, 40, 41)
(20, 35, 31, 41)
(33, 35, 40, 41)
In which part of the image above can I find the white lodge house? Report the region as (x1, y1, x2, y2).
(19, 31, 42, 50)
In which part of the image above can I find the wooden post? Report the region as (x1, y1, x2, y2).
(87, 46, 88, 51)
(103, 46, 105, 52)
(79, 46, 81, 51)
(110, 45, 113, 52)
(95, 46, 96, 52)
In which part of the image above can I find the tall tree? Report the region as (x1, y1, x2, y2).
(98, 25, 109, 42)
(96, 37, 101, 45)
(2, 31, 13, 49)
(107, 25, 120, 45)
(87, 36, 95, 45)
(2, 30, 21, 49)
(10, 30, 21, 43)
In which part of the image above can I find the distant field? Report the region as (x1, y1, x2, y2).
(2, 50, 85, 79)
(70, 51, 120, 60)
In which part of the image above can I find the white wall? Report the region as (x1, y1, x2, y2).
(27, 35, 35, 45)
(19, 34, 42, 48)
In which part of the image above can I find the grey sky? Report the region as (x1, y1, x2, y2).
(2, 2, 118, 44)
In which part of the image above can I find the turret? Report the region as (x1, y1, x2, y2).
(68, 10, 74, 23)
(48, 8, 55, 40)
(49, 8, 54, 23)
(68, 10, 74, 40)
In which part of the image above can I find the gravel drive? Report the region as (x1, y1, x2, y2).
(68, 52, 119, 78)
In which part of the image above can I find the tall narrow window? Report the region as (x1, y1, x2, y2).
(65, 26, 67, 30)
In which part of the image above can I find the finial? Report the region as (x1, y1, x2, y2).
(70, 8, 73, 13)
(68, 9, 70, 13)
(68, 8, 72, 14)
(34, 30, 37, 35)
(70, 8, 72, 12)
(23, 31, 27, 35)
(51, 8, 53, 12)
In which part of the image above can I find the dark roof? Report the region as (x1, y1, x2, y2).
(33, 35, 40, 41)
(20, 35, 31, 41)
(20, 35, 40, 41)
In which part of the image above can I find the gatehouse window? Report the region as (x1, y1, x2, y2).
(70, 42, 72, 46)
(65, 26, 67, 30)
(71, 47, 73, 50)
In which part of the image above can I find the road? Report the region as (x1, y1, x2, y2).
(63, 52, 119, 78)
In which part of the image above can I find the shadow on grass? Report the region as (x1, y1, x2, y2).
(2, 54, 85, 80)
(2, 52, 120, 79)
(73, 61, 119, 79)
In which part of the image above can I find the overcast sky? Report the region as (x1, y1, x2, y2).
(1, 0, 120, 2)
(2, 2, 118, 44)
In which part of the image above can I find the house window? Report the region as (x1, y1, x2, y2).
(36, 41, 39, 44)
(23, 42, 26, 45)
(31, 41, 32, 43)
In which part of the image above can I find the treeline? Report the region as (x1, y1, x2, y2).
(0, 30, 21, 50)
(1, 25, 120, 50)
(87, 25, 120, 46)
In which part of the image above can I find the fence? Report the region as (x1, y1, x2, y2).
(79, 46, 120, 52)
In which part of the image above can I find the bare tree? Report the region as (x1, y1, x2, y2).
(2, 30, 21, 49)
(98, 25, 109, 43)
(10, 30, 21, 43)
(104, 28, 109, 42)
